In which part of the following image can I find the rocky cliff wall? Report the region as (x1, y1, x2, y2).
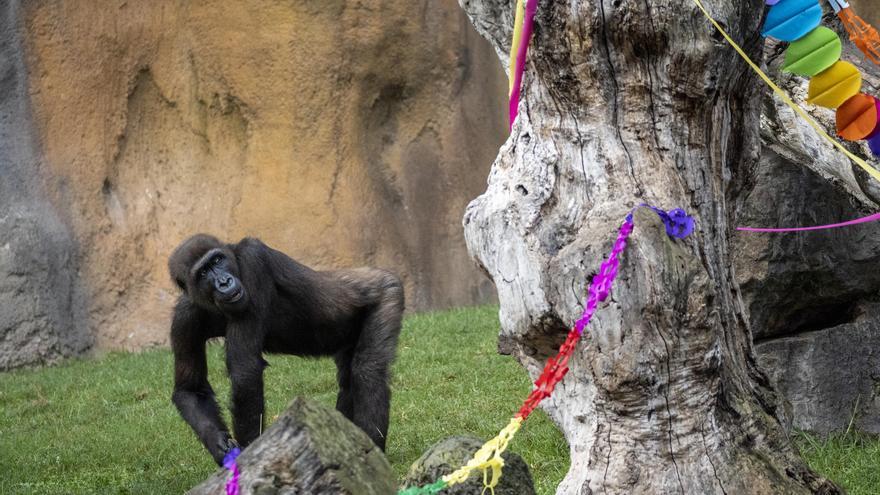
(1, 0, 507, 363)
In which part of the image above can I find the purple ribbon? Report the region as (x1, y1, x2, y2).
(223, 448, 241, 495)
(574, 204, 694, 335)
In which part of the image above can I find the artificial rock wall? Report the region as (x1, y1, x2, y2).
(0, 0, 507, 366)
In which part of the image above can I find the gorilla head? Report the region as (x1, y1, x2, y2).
(168, 234, 247, 312)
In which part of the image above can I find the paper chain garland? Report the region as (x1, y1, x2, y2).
(763, 0, 880, 155)
(223, 448, 241, 495)
(398, 205, 694, 495)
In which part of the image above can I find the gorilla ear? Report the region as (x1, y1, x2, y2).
(175, 278, 186, 291)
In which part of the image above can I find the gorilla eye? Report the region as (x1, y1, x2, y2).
(198, 268, 208, 279)
(211, 256, 222, 266)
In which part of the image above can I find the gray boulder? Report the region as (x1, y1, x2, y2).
(402, 436, 535, 495)
(757, 303, 880, 435)
(189, 397, 395, 495)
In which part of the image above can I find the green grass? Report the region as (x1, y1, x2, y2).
(0, 305, 877, 494)
(795, 431, 880, 493)
(0, 306, 567, 494)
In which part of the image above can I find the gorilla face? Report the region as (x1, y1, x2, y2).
(191, 248, 247, 311)
(169, 235, 248, 313)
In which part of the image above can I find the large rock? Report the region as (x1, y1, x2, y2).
(2, 0, 506, 357)
(735, 14, 880, 434)
(756, 304, 880, 435)
(189, 397, 395, 495)
(0, 1, 90, 369)
(402, 436, 535, 495)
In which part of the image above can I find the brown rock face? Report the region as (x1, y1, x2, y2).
(11, 0, 506, 353)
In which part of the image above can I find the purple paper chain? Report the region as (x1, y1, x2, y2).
(223, 448, 241, 495)
(574, 204, 694, 335)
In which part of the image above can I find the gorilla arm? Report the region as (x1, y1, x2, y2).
(225, 319, 267, 449)
(170, 300, 236, 465)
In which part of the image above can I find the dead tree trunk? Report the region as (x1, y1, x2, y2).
(460, 0, 842, 493)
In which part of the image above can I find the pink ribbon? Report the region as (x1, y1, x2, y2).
(737, 212, 880, 232)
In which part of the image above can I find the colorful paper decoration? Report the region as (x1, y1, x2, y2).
(807, 61, 862, 108)
(508, 0, 525, 96)
(398, 205, 694, 495)
(762, 0, 823, 42)
(693, 0, 880, 233)
(508, 0, 539, 130)
(868, 98, 880, 140)
(696, 0, 880, 172)
(782, 27, 842, 76)
(830, 0, 880, 64)
(869, 133, 880, 155)
(836, 94, 878, 141)
(223, 448, 241, 495)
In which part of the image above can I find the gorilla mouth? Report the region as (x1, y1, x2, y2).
(225, 288, 244, 304)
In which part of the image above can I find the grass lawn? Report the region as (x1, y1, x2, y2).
(0, 305, 877, 494)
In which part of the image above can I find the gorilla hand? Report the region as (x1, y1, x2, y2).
(211, 431, 240, 466)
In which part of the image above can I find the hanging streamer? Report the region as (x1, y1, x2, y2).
(737, 211, 880, 232)
(223, 448, 241, 495)
(508, 0, 539, 130)
(508, 0, 526, 96)
(398, 205, 694, 495)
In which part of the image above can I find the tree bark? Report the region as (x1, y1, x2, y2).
(460, 0, 845, 493)
(188, 397, 395, 495)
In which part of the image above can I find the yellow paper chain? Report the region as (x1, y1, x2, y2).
(691, 0, 880, 182)
(441, 416, 523, 494)
(508, 0, 526, 96)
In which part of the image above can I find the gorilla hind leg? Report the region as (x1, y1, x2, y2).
(350, 274, 404, 451)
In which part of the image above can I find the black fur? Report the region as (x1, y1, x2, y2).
(168, 234, 404, 464)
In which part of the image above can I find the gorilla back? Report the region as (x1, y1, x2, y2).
(167, 234, 404, 464)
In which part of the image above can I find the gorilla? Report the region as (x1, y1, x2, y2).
(167, 234, 404, 464)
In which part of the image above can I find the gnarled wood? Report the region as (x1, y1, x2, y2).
(460, 0, 849, 493)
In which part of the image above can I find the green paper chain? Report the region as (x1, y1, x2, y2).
(398, 479, 447, 495)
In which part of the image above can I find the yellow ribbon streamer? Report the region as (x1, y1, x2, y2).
(508, 0, 526, 96)
(442, 416, 523, 494)
(691, 0, 880, 182)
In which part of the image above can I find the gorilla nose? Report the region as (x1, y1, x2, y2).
(217, 276, 236, 293)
